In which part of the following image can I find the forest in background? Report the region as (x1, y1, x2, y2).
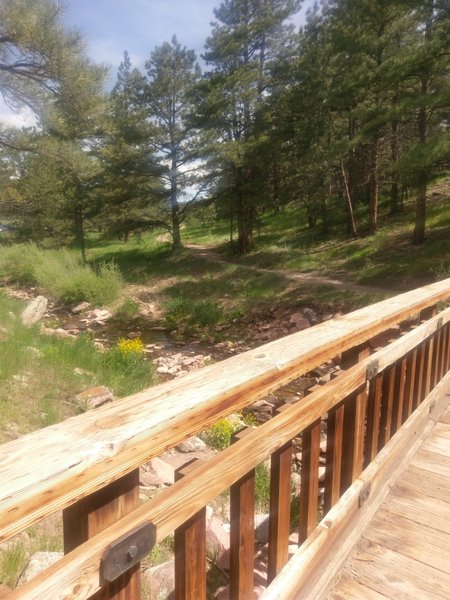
(0, 0, 449, 260)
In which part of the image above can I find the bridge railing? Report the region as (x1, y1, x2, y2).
(1, 279, 450, 599)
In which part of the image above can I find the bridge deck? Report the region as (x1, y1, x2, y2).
(326, 403, 450, 600)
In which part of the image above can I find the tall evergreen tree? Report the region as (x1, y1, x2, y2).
(97, 52, 161, 242)
(199, 0, 301, 254)
(144, 36, 202, 248)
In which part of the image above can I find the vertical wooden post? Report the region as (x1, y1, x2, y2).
(391, 357, 407, 435)
(402, 349, 418, 422)
(364, 372, 383, 468)
(323, 400, 344, 514)
(340, 343, 370, 494)
(437, 324, 447, 381)
(423, 335, 435, 399)
(268, 404, 292, 583)
(63, 469, 141, 600)
(230, 429, 255, 600)
(174, 459, 206, 600)
(433, 327, 443, 387)
(443, 323, 450, 375)
(414, 342, 426, 409)
(298, 419, 321, 545)
(378, 363, 395, 450)
(267, 435, 292, 583)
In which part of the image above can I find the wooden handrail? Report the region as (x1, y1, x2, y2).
(5, 302, 450, 600)
(1, 280, 450, 600)
(1, 279, 449, 545)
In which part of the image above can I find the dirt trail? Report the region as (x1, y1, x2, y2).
(185, 243, 394, 296)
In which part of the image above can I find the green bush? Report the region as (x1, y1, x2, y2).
(165, 296, 222, 333)
(0, 243, 123, 305)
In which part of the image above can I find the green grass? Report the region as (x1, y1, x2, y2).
(0, 293, 154, 442)
(0, 244, 123, 305)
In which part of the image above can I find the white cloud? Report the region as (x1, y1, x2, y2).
(0, 102, 37, 129)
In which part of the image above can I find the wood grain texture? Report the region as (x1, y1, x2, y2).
(3, 306, 450, 599)
(62, 470, 140, 600)
(326, 388, 450, 600)
(230, 469, 255, 599)
(268, 440, 292, 583)
(260, 376, 450, 600)
(174, 460, 206, 600)
(324, 402, 345, 513)
(364, 373, 383, 468)
(378, 364, 395, 450)
(1, 283, 449, 545)
(299, 420, 321, 544)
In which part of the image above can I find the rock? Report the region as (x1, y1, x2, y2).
(291, 472, 301, 495)
(176, 436, 207, 453)
(206, 513, 230, 567)
(148, 457, 175, 485)
(318, 466, 326, 483)
(71, 301, 91, 314)
(320, 439, 327, 454)
(40, 325, 75, 339)
(289, 314, 311, 331)
(17, 551, 63, 585)
(90, 308, 112, 321)
(76, 386, 114, 410)
(143, 559, 174, 599)
(303, 307, 318, 324)
(254, 513, 269, 543)
(21, 296, 48, 326)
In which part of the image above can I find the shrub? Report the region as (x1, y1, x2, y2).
(0, 243, 123, 305)
(165, 296, 222, 333)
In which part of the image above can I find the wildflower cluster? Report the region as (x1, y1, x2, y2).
(117, 337, 145, 355)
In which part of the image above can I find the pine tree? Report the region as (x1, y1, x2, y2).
(144, 36, 202, 248)
(199, 0, 301, 254)
(97, 52, 161, 242)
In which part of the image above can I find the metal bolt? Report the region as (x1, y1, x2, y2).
(127, 545, 138, 561)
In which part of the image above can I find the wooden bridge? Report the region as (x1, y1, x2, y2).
(0, 279, 449, 599)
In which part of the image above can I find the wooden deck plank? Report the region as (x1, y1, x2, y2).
(429, 421, 450, 439)
(420, 436, 450, 458)
(410, 447, 450, 478)
(325, 400, 450, 600)
(345, 538, 450, 600)
(386, 484, 450, 535)
(438, 407, 450, 424)
(327, 574, 389, 599)
(362, 509, 450, 575)
(395, 465, 450, 503)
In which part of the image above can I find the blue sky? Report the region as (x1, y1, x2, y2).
(62, 0, 317, 84)
(1, 0, 316, 126)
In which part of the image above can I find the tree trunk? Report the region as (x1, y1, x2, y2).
(170, 157, 182, 249)
(390, 120, 400, 213)
(412, 171, 427, 245)
(235, 166, 254, 255)
(412, 6, 432, 245)
(341, 160, 357, 237)
(368, 137, 379, 234)
(74, 204, 87, 265)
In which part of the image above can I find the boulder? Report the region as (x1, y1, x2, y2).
(71, 301, 91, 314)
(147, 457, 175, 485)
(76, 386, 114, 410)
(17, 551, 63, 586)
(143, 559, 174, 599)
(21, 296, 48, 326)
(176, 436, 207, 453)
